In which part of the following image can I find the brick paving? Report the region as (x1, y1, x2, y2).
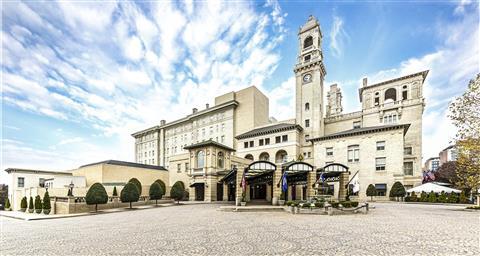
(1, 203, 478, 255)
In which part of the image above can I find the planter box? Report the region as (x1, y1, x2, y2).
(43, 209, 51, 215)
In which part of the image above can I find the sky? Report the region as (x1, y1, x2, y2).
(1, 0, 479, 183)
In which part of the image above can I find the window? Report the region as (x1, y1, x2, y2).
(305, 103, 310, 111)
(221, 135, 225, 143)
(353, 121, 361, 129)
(404, 162, 413, 175)
(303, 36, 313, 49)
(18, 177, 24, 187)
(326, 147, 333, 156)
(259, 139, 264, 146)
(402, 90, 408, 100)
(384, 88, 397, 102)
(375, 184, 387, 196)
(197, 151, 205, 168)
(404, 147, 412, 155)
(244, 142, 248, 148)
(347, 145, 360, 162)
(374, 92, 380, 106)
(383, 113, 398, 124)
(217, 152, 224, 168)
(185, 163, 189, 172)
(375, 157, 386, 171)
(376, 141, 385, 151)
(304, 55, 311, 62)
(305, 119, 310, 128)
(265, 138, 270, 145)
(177, 164, 181, 173)
(249, 141, 254, 147)
(282, 135, 288, 142)
(275, 136, 281, 143)
(307, 152, 311, 158)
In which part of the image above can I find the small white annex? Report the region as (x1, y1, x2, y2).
(406, 183, 461, 194)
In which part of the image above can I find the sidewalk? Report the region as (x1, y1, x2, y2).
(0, 202, 177, 221)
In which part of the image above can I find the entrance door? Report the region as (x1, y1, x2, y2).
(217, 183, 223, 201)
(195, 184, 205, 201)
(292, 185, 297, 200)
(251, 184, 267, 199)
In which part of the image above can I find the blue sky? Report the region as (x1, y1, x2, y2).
(1, 0, 478, 182)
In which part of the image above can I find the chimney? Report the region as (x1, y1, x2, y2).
(363, 77, 368, 87)
(160, 120, 166, 126)
(205, 103, 209, 109)
(192, 108, 198, 114)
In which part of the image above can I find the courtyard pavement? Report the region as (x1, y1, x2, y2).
(0, 203, 478, 255)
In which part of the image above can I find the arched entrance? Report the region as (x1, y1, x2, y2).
(316, 163, 350, 201)
(244, 161, 277, 203)
(282, 162, 314, 201)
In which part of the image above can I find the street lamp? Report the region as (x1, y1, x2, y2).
(68, 181, 74, 197)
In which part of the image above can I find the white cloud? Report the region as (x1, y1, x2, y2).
(123, 36, 144, 61)
(329, 15, 348, 58)
(267, 76, 295, 121)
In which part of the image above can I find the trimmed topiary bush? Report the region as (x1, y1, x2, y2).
(149, 182, 163, 205)
(389, 181, 406, 199)
(128, 178, 142, 195)
(170, 181, 185, 204)
(112, 186, 118, 196)
(330, 202, 340, 208)
(155, 179, 166, 196)
(86, 183, 108, 212)
(28, 197, 34, 213)
(366, 184, 376, 201)
(314, 202, 324, 208)
(43, 191, 51, 214)
(20, 196, 27, 212)
(409, 192, 418, 202)
(121, 182, 140, 209)
(420, 191, 428, 202)
(351, 201, 359, 207)
(448, 193, 458, 203)
(438, 191, 448, 203)
(34, 195, 42, 214)
(341, 201, 352, 208)
(4, 198, 11, 210)
(428, 191, 437, 203)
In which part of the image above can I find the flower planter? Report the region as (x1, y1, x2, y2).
(28, 209, 34, 213)
(294, 206, 300, 214)
(35, 209, 42, 214)
(240, 202, 247, 206)
(43, 209, 51, 215)
(20, 208, 26, 212)
(278, 200, 285, 206)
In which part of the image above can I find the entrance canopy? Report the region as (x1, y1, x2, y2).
(406, 183, 461, 194)
(245, 161, 276, 178)
(316, 163, 349, 183)
(218, 168, 237, 184)
(282, 161, 314, 184)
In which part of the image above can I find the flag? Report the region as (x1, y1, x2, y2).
(241, 171, 246, 192)
(427, 171, 435, 181)
(352, 173, 360, 194)
(281, 172, 288, 192)
(320, 172, 325, 182)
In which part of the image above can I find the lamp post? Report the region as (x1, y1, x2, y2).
(68, 181, 74, 197)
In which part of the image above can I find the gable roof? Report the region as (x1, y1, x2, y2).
(183, 139, 235, 152)
(79, 160, 167, 171)
(235, 123, 303, 139)
(308, 124, 410, 142)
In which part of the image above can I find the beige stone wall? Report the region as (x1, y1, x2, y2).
(233, 86, 269, 140)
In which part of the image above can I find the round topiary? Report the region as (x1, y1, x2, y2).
(428, 191, 437, 203)
(128, 178, 142, 195)
(121, 182, 140, 209)
(34, 195, 42, 214)
(448, 193, 458, 203)
(4, 198, 11, 210)
(43, 191, 51, 214)
(149, 182, 164, 205)
(420, 191, 428, 202)
(86, 183, 109, 212)
(20, 196, 27, 211)
(389, 182, 406, 198)
(154, 179, 166, 196)
(170, 181, 185, 204)
(28, 197, 34, 213)
(366, 184, 376, 200)
(438, 191, 448, 203)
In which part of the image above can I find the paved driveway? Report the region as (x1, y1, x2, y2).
(1, 203, 478, 255)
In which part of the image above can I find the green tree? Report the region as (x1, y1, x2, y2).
(438, 191, 447, 203)
(43, 191, 51, 214)
(20, 196, 27, 211)
(154, 179, 166, 196)
(4, 198, 10, 210)
(112, 186, 118, 196)
(428, 191, 437, 203)
(389, 182, 406, 198)
(34, 195, 42, 214)
(170, 181, 185, 204)
(128, 178, 142, 195)
(121, 182, 140, 209)
(149, 182, 163, 205)
(366, 184, 376, 201)
(459, 191, 469, 204)
(436, 161, 458, 185)
(420, 191, 428, 202)
(86, 183, 109, 212)
(28, 197, 34, 213)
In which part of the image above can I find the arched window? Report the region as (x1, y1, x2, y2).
(245, 154, 254, 161)
(259, 152, 270, 161)
(217, 152, 224, 169)
(275, 150, 288, 163)
(303, 36, 313, 49)
(305, 103, 310, 111)
(384, 88, 397, 103)
(196, 151, 205, 168)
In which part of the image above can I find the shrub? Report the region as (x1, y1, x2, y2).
(438, 191, 448, 203)
(366, 184, 376, 200)
(351, 201, 359, 207)
(409, 192, 418, 202)
(112, 186, 118, 196)
(149, 181, 163, 205)
(170, 181, 185, 204)
(420, 191, 428, 202)
(302, 203, 312, 208)
(448, 193, 458, 203)
(428, 191, 437, 203)
(286, 201, 294, 206)
(128, 178, 142, 195)
(86, 183, 109, 212)
(34, 195, 42, 214)
(5, 198, 10, 210)
(154, 179, 166, 196)
(43, 191, 51, 212)
(28, 197, 34, 213)
(20, 196, 27, 211)
(121, 182, 140, 209)
(341, 201, 352, 208)
(389, 182, 406, 198)
(459, 191, 469, 204)
(314, 202, 324, 208)
(330, 202, 340, 208)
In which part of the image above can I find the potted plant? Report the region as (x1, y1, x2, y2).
(286, 201, 294, 212)
(28, 197, 34, 213)
(20, 196, 27, 212)
(43, 191, 51, 215)
(4, 198, 11, 211)
(240, 192, 247, 206)
(34, 195, 42, 214)
(278, 192, 285, 206)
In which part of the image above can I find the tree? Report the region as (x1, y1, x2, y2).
(389, 182, 406, 198)
(170, 181, 185, 204)
(28, 197, 34, 213)
(34, 195, 42, 214)
(366, 184, 376, 201)
(420, 191, 428, 202)
(155, 179, 166, 196)
(438, 191, 447, 203)
(86, 183, 108, 212)
(121, 182, 140, 209)
(459, 191, 469, 204)
(112, 186, 118, 196)
(43, 191, 51, 214)
(436, 161, 458, 184)
(448, 74, 480, 196)
(149, 182, 163, 205)
(4, 198, 10, 210)
(20, 196, 27, 211)
(128, 178, 142, 195)
(428, 191, 437, 203)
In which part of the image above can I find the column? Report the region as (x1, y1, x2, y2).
(306, 171, 316, 200)
(189, 186, 196, 201)
(266, 184, 272, 202)
(338, 172, 349, 201)
(272, 167, 281, 205)
(205, 176, 217, 202)
(222, 183, 228, 201)
(235, 169, 244, 206)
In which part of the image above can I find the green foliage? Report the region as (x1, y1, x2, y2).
(128, 178, 142, 195)
(112, 186, 118, 196)
(366, 184, 376, 199)
(170, 181, 185, 204)
(408, 192, 418, 202)
(154, 179, 166, 195)
(330, 202, 340, 208)
(389, 182, 406, 198)
(34, 195, 42, 213)
(459, 191, 469, 204)
(20, 196, 27, 209)
(351, 201, 359, 207)
(121, 182, 140, 208)
(28, 197, 34, 209)
(5, 198, 10, 209)
(420, 191, 428, 202)
(86, 183, 108, 212)
(314, 202, 324, 208)
(149, 182, 163, 204)
(43, 191, 51, 210)
(428, 191, 437, 203)
(286, 201, 294, 206)
(341, 201, 352, 208)
(438, 191, 448, 203)
(448, 193, 459, 203)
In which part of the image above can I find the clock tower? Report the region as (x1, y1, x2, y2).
(294, 15, 326, 143)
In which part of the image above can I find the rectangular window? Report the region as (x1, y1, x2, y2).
(347, 145, 360, 162)
(375, 184, 387, 196)
(17, 177, 25, 187)
(275, 136, 281, 143)
(402, 90, 408, 100)
(177, 163, 181, 173)
(375, 157, 386, 171)
(249, 141, 254, 147)
(404, 162, 413, 175)
(185, 163, 189, 172)
(307, 152, 311, 158)
(259, 139, 264, 146)
(38, 178, 44, 187)
(221, 135, 225, 143)
(244, 142, 248, 148)
(376, 141, 385, 151)
(282, 135, 288, 142)
(265, 138, 270, 145)
(404, 147, 412, 155)
(326, 147, 333, 156)
(305, 119, 310, 128)
(353, 121, 361, 129)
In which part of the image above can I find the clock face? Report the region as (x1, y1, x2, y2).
(303, 74, 312, 83)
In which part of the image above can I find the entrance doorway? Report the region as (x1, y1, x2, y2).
(228, 184, 236, 201)
(250, 183, 267, 200)
(217, 183, 223, 201)
(194, 184, 205, 201)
